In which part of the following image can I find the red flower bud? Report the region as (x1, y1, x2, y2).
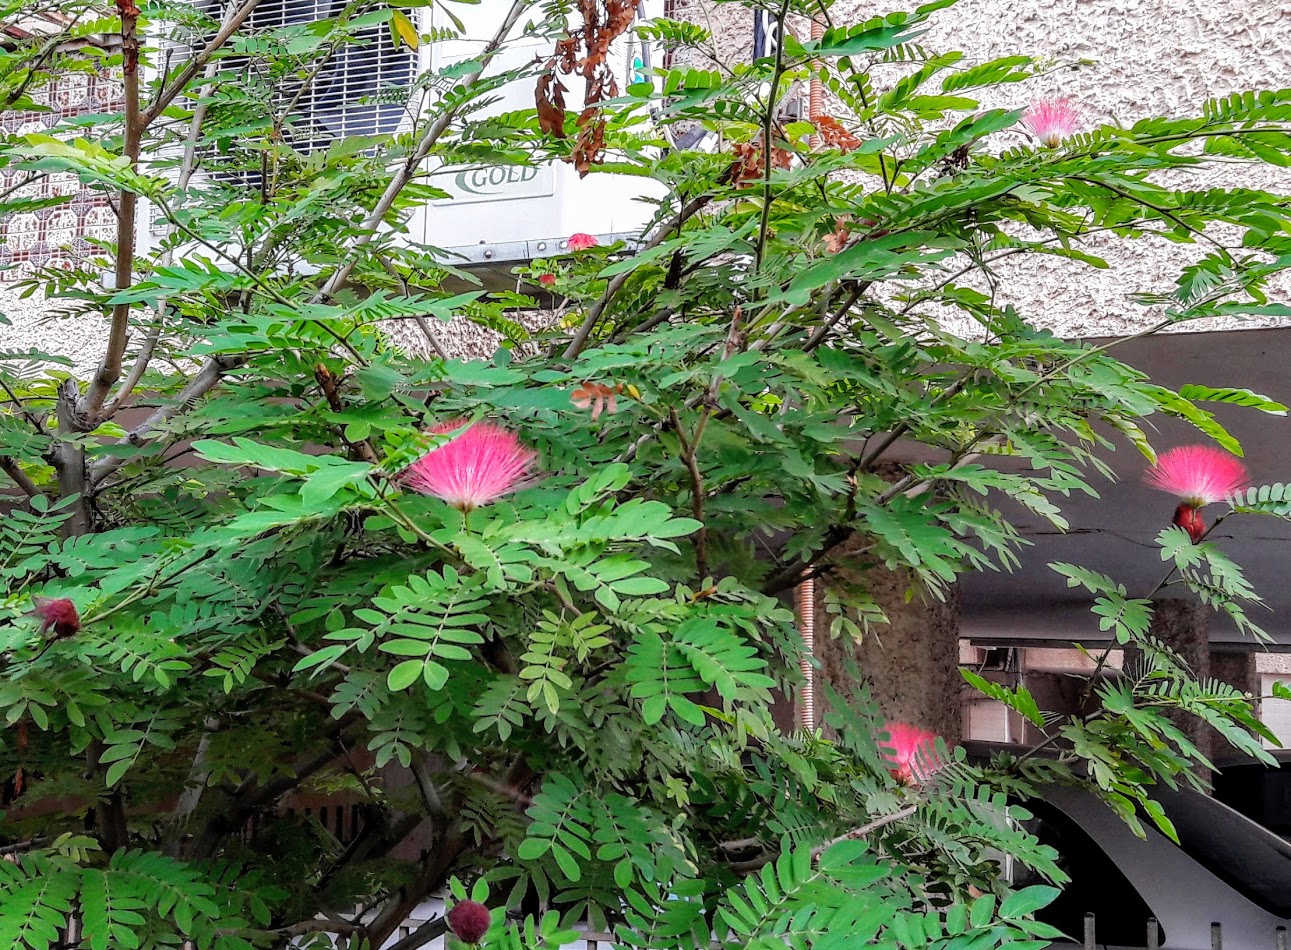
(538, 273, 556, 287)
(447, 900, 491, 945)
(32, 598, 80, 639)
(1173, 503, 1206, 544)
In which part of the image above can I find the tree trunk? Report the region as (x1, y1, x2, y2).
(813, 562, 963, 746)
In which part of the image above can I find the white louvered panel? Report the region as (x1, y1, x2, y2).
(1261, 675, 1291, 749)
(965, 699, 1010, 743)
(213, 0, 417, 150)
(167, 0, 417, 155)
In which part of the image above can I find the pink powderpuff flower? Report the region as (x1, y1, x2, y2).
(1144, 445, 1249, 508)
(568, 232, 599, 251)
(400, 421, 536, 511)
(447, 900, 492, 945)
(1143, 445, 1249, 543)
(31, 597, 80, 639)
(878, 721, 943, 785)
(1022, 98, 1084, 147)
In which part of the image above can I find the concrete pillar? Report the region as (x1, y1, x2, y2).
(813, 564, 963, 746)
(1209, 650, 1260, 761)
(1127, 598, 1212, 757)
(1211, 650, 1258, 699)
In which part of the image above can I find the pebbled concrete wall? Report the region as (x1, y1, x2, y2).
(679, 0, 1291, 339)
(2, 0, 1288, 360)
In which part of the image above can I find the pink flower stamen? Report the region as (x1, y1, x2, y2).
(1143, 445, 1250, 509)
(400, 421, 536, 511)
(568, 232, 599, 251)
(878, 721, 944, 786)
(1021, 98, 1084, 148)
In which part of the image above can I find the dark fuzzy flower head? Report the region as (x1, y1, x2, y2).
(32, 598, 80, 639)
(447, 900, 491, 944)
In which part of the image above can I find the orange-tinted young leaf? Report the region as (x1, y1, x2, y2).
(815, 114, 862, 152)
(823, 216, 852, 254)
(729, 142, 763, 188)
(571, 381, 626, 420)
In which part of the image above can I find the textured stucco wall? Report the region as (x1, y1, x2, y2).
(680, 0, 1291, 339)
(2, 0, 1288, 362)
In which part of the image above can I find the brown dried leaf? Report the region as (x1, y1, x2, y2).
(729, 142, 763, 188)
(536, 71, 567, 138)
(542, 0, 636, 176)
(815, 114, 862, 152)
(822, 217, 852, 254)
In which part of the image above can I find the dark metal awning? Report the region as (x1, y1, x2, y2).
(948, 325, 1291, 647)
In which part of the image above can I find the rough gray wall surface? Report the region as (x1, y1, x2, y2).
(813, 562, 965, 745)
(689, 0, 1291, 339)
(3, 0, 1289, 364)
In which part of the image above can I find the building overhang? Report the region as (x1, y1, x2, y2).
(955, 324, 1291, 648)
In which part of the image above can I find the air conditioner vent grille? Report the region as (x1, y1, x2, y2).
(174, 0, 417, 160)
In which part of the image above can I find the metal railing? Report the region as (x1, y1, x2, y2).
(1076, 913, 1290, 950)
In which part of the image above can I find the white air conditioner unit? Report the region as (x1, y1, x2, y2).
(136, 0, 667, 281)
(415, 0, 666, 272)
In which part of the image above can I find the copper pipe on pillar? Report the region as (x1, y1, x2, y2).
(808, 18, 824, 134)
(796, 577, 816, 730)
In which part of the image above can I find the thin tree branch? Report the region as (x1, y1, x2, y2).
(143, 0, 266, 125)
(166, 716, 221, 857)
(82, 0, 144, 423)
(852, 372, 974, 475)
(363, 756, 531, 950)
(467, 769, 534, 808)
(363, 829, 469, 949)
(102, 40, 226, 420)
(670, 406, 710, 581)
(101, 322, 161, 418)
(809, 805, 918, 857)
(802, 283, 865, 352)
(316, 0, 529, 304)
(273, 919, 362, 938)
(315, 364, 382, 463)
(381, 916, 450, 950)
(607, 304, 679, 344)
(0, 457, 40, 497)
(54, 379, 90, 535)
(411, 314, 452, 361)
(727, 805, 919, 872)
(753, 0, 793, 273)
(89, 354, 235, 485)
(562, 193, 712, 360)
(88, 0, 529, 474)
(410, 753, 447, 820)
(0, 836, 51, 855)
(0, 365, 48, 437)
(290, 642, 352, 677)
(189, 716, 360, 860)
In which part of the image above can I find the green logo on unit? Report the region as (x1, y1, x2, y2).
(454, 165, 540, 196)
